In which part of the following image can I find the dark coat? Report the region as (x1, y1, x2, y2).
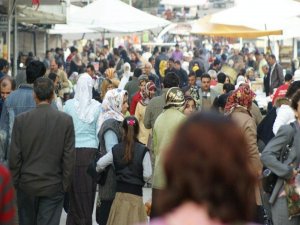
(9, 104, 75, 196)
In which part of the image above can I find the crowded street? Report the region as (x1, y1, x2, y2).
(1, 0, 300, 225)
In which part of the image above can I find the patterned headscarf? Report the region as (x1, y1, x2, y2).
(105, 68, 116, 79)
(140, 81, 156, 106)
(97, 88, 127, 129)
(164, 87, 185, 109)
(224, 84, 255, 114)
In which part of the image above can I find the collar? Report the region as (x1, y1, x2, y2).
(19, 83, 33, 89)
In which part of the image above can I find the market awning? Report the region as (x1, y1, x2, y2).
(191, 16, 283, 38)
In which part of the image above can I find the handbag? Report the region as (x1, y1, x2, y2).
(262, 123, 295, 194)
(86, 152, 109, 185)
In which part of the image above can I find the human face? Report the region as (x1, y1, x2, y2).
(86, 67, 94, 77)
(201, 77, 211, 92)
(188, 76, 196, 86)
(50, 60, 58, 72)
(1, 83, 12, 100)
(168, 61, 174, 68)
(174, 63, 180, 70)
(140, 81, 146, 92)
(149, 89, 156, 98)
(184, 100, 196, 116)
(144, 65, 151, 75)
(225, 76, 230, 84)
(122, 95, 129, 114)
(106, 84, 114, 91)
(53, 77, 59, 89)
(262, 65, 269, 75)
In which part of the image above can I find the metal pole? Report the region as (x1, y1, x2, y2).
(13, 10, 17, 77)
(7, 0, 12, 62)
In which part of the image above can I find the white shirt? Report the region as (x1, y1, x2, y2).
(273, 104, 295, 135)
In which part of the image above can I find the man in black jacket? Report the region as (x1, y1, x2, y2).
(9, 77, 75, 225)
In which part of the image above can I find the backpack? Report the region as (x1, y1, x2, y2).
(159, 60, 168, 78)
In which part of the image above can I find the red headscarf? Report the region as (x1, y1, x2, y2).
(224, 85, 256, 114)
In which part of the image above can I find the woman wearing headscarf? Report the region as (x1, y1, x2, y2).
(64, 73, 102, 225)
(135, 81, 156, 145)
(96, 88, 129, 225)
(151, 87, 186, 218)
(224, 84, 263, 221)
(118, 63, 132, 90)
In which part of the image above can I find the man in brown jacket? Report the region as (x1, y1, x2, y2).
(9, 77, 75, 225)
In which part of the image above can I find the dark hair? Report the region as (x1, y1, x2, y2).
(217, 72, 226, 83)
(26, 60, 46, 84)
(87, 64, 95, 72)
(189, 71, 196, 77)
(223, 83, 235, 93)
(285, 73, 293, 82)
(122, 116, 139, 162)
(291, 90, 300, 111)
(169, 58, 175, 63)
(113, 48, 120, 57)
(174, 60, 181, 65)
(48, 73, 58, 82)
(133, 68, 142, 78)
(0, 59, 9, 70)
(148, 57, 154, 62)
(0, 75, 16, 90)
(269, 54, 276, 60)
(286, 81, 300, 99)
(200, 73, 211, 81)
(161, 47, 166, 53)
(33, 77, 54, 101)
(158, 113, 257, 222)
(163, 72, 179, 88)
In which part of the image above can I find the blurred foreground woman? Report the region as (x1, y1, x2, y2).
(144, 113, 259, 225)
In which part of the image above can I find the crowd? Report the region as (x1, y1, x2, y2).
(0, 41, 300, 225)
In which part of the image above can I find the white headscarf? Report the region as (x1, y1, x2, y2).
(97, 88, 127, 129)
(118, 63, 132, 90)
(74, 73, 100, 123)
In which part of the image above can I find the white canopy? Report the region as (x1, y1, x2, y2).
(160, 0, 207, 7)
(210, 0, 300, 39)
(49, 5, 95, 34)
(69, 0, 171, 33)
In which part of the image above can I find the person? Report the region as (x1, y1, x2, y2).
(0, 76, 16, 117)
(64, 73, 102, 225)
(151, 87, 186, 218)
(96, 116, 152, 225)
(154, 47, 169, 80)
(96, 88, 129, 225)
(118, 63, 132, 90)
(0, 163, 16, 225)
(141, 113, 258, 225)
(124, 68, 142, 105)
(43, 50, 52, 69)
(9, 77, 75, 225)
(183, 96, 196, 116)
(261, 89, 300, 225)
(171, 43, 183, 62)
(0, 59, 9, 79)
(224, 85, 263, 209)
(69, 53, 85, 77)
(144, 72, 180, 130)
(48, 59, 69, 98)
(0, 61, 46, 165)
(272, 73, 293, 106)
(174, 60, 188, 88)
(100, 78, 115, 102)
(135, 81, 156, 145)
(143, 62, 161, 95)
(266, 54, 284, 95)
(272, 81, 300, 135)
(129, 76, 148, 115)
(198, 73, 218, 111)
(213, 72, 227, 95)
(48, 73, 63, 111)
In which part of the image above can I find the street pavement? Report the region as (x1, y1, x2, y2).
(59, 188, 152, 225)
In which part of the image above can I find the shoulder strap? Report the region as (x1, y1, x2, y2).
(280, 122, 297, 161)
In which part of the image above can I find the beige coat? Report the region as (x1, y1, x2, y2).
(229, 107, 263, 204)
(135, 102, 151, 145)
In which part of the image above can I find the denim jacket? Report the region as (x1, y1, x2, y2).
(0, 84, 36, 165)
